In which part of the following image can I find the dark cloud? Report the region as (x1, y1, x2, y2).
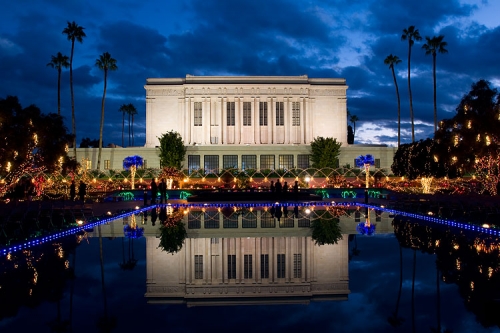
(0, 0, 498, 147)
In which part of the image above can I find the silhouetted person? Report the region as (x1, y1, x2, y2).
(69, 181, 76, 201)
(270, 205, 276, 217)
(270, 181, 275, 193)
(159, 178, 167, 203)
(151, 208, 158, 226)
(293, 181, 299, 200)
(150, 179, 158, 204)
(294, 205, 299, 218)
(283, 181, 289, 199)
(283, 205, 288, 218)
(78, 181, 87, 202)
(275, 179, 282, 193)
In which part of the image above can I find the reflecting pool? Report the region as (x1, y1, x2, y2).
(0, 204, 499, 333)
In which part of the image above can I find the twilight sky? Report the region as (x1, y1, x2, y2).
(1, 0, 499, 147)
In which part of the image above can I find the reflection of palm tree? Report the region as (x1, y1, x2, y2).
(97, 225, 116, 332)
(411, 249, 417, 333)
(431, 260, 443, 333)
(120, 237, 137, 270)
(388, 243, 404, 327)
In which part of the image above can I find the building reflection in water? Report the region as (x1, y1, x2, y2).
(91, 205, 394, 307)
(145, 235, 349, 306)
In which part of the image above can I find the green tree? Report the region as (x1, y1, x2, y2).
(422, 35, 448, 133)
(79, 137, 100, 148)
(384, 54, 402, 147)
(95, 52, 118, 170)
(309, 137, 342, 168)
(434, 79, 499, 175)
(46, 52, 69, 116)
(158, 130, 187, 169)
(402, 25, 422, 142)
(158, 222, 187, 254)
(62, 21, 86, 159)
(391, 139, 452, 180)
(0, 96, 73, 186)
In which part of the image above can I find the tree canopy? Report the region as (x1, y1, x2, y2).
(434, 79, 499, 175)
(158, 130, 187, 169)
(309, 137, 342, 168)
(0, 96, 73, 184)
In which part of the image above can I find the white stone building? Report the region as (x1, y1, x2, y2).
(70, 75, 396, 172)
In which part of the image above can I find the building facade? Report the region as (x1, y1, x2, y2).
(145, 75, 348, 148)
(69, 75, 396, 172)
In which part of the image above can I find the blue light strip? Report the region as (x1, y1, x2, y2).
(3, 200, 496, 255)
(0, 206, 152, 256)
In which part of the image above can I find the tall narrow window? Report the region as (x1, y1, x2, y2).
(104, 160, 110, 170)
(260, 155, 275, 170)
(188, 155, 200, 174)
(195, 255, 203, 279)
(277, 254, 285, 278)
(261, 254, 269, 278)
(204, 155, 219, 173)
(227, 102, 235, 126)
(259, 102, 268, 126)
(243, 102, 251, 126)
(228, 254, 236, 279)
(279, 155, 293, 169)
(292, 102, 300, 126)
(297, 155, 310, 169)
(194, 102, 202, 126)
(242, 155, 257, 170)
(276, 102, 284, 126)
(293, 254, 302, 278)
(223, 155, 238, 169)
(244, 254, 253, 279)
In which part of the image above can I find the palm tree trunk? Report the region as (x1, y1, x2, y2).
(97, 69, 107, 170)
(433, 52, 437, 133)
(128, 112, 131, 147)
(408, 42, 415, 142)
(121, 113, 125, 147)
(70, 41, 77, 159)
(57, 68, 62, 116)
(391, 67, 401, 147)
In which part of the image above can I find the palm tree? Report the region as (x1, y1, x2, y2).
(422, 35, 448, 133)
(130, 106, 138, 146)
(95, 52, 118, 170)
(384, 54, 403, 147)
(118, 104, 128, 147)
(349, 114, 359, 142)
(402, 25, 422, 142)
(62, 21, 86, 158)
(46, 52, 69, 116)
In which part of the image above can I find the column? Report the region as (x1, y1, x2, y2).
(184, 97, 190, 145)
(145, 98, 153, 146)
(234, 97, 243, 145)
(205, 237, 210, 284)
(255, 98, 260, 144)
(236, 237, 242, 283)
(271, 98, 276, 144)
(190, 98, 194, 145)
(252, 98, 256, 144)
(285, 97, 290, 144)
(222, 98, 226, 144)
(178, 98, 185, 145)
(300, 97, 306, 144)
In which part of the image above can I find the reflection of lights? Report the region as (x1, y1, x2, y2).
(427, 211, 434, 216)
(135, 206, 140, 210)
(482, 224, 490, 228)
(107, 211, 112, 215)
(305, 176, 311, 182)
(305, 208, 311, 214)
(77, 220, 84, 225)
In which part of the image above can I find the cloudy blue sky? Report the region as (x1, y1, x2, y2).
(1, 0, 499, 147)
